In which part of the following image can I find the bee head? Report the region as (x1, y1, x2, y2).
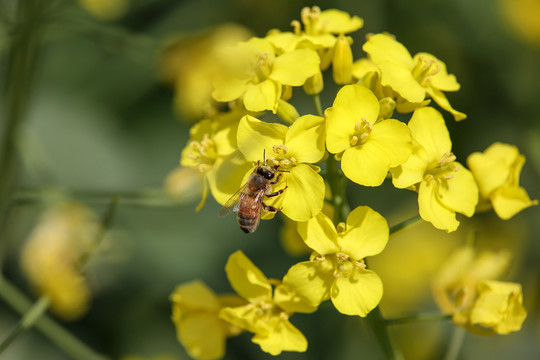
(256, 165, 276, 180)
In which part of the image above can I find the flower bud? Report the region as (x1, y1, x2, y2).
(303, 70, 324, 95)
(332, 35, 353, 85)
(378, 97, 396, 120)
(276, 99, 300, 124)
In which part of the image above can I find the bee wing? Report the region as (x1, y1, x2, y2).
(218, 184, 247, 217)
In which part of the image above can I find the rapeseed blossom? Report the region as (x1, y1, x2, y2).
(390, 107, 478, 232)
(236, 114, 326, 221)
(363, 33, 466, 121)
(467, 142, 538, 219)
(431, 245, 525, 334)
(325, 84, 412, 186)
(219, 251, 311, 355)
(281, 206, 388, 316)
(20, 203, 100, 320)
(212, 37, 319, 113)
(180, 110, 253, 209)
(170, 280, 244, 360)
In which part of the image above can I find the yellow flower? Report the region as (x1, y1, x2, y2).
(219, 251, 310, 355)
(467, 142, 538, 220)
(363, 33, 466, 121)
(180, 111, 253, 209)
(236, 114, 326, 221)
(390, 107, 478, 232)
(325, 84, 413, 186)
(281, 206, 388, 317)
(171, 280, 244, 360)
(468, 280, 527, 335)
(267, 7, 362, 88)
(212, 37, 320, 113)
(431, 245, 526, 334)
(20, 203, 100, 320)
(158, 24, 252, 119)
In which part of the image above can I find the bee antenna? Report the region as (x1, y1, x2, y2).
(263, 149, 266, 165)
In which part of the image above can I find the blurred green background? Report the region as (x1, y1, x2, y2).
(0, 0, 539, 359)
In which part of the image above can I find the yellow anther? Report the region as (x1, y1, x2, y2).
(333, 270, 341, 278)
(198, 164, 211, 173)
(291, 20, 301, 34)
(350, 135, 359, 146)
(354, 261, 366, 269)
(336, 252, 349, 261)
(360, 133, 369, 140)
(279, 312, 289, 320)
(336, 222, 346, 233)
(315, 256, 326, 262)
(354, 121, 360, 131)
(273, 144, 288, 154)
(280, 159, 291, 167)
(425, 174, 434, 181)
(290, 156, 297, 164)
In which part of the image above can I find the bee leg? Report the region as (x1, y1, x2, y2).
(270, 173, 281, 184)
(265, 186, 288, 197)
(262, 202, 279, 213)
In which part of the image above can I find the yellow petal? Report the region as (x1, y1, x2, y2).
(212, 77, 248, 103)
(426, 87, 466, 121)
(225, 250, 271, 303)
(377, 60, 426, 103)
(363, 33, 413, 68)
(414, 53, 460, 91)
(243, 79, 281, 112)
(177, 313, 226, 360)
(491, 186, 538, 220)
(297, 212, 339, 255)
(437, 162, 478, 217)
(207, 152, 253, 205)
(281, 164, 325, 221)
(285, 114, 326, 163)
(390, 140, 429, 188)
(330, 268, 383, 316)
(408, 107, 452, 160)
(369, 119, 413, 167)
(339, 206, 389, 260)
(418, 179, 459, 232)
(170, 280, 219, 312)
(278, 260, 334, 311)
(270, 49, 320, 86)
(467, 142, 521, 198)
(341, 142, 391, 186)
(219, 305, 261, 334)
(325, 85, 381, 154)
(318, 9, 363, 34)
(470, 280, 527, 334)
(237, 115, 288, 162)
(251, 316, 308, 355)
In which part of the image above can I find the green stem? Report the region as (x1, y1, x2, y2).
(0, 276, 109, 360)
(385, 312, 452, 326)
(389, 215, 423, 236)
(326, 155, 349, 224)
(0, 0, 49, 267)
(79, 196, 119, 271)
(0, 295, 50, 353)
(444, 326, 466, 360)
(13, 187, 197, 207)
(366, 306, 401, 360)
(312, 94, 323, 117)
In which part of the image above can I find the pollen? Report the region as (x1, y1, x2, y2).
(186, 133, 217, 172)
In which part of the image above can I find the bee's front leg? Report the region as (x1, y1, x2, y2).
(270, 173, 281, 184)
(265, 185, 288, 198)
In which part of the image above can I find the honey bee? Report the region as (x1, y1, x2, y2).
(219, 161, 288, 233)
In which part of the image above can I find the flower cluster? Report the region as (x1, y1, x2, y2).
(21, 203, 101, 320)
(166, 6, 536, 359)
